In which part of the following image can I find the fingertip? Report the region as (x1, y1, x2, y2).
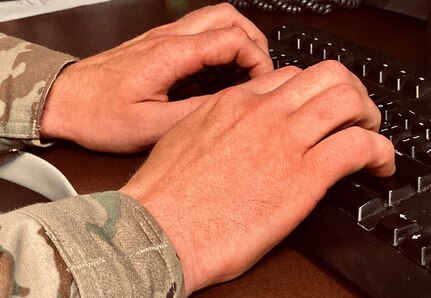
(367, 136, 396, 177)
(248, 61, 274, 78)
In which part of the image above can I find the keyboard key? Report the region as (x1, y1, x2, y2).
(307, 37, 321, 56)
(375, 212, 421, 247)
(400, 228, 431, 266)
(417, 148, 431, 166)
(390, 109, 419, 130)
(366, 63, 391, 84)
(396, 136, 431, 159)
(329, 178, 386, 222)
(411, 120, 431, 139)
(271, 25, 296, 41)
(312, 41, 333, 60)
(352, 57, 376, 77)
(380, 125, 410, 145)
(327, 47, 355, 66)
(376, 100, 402, 122)
(384, 69, 410, 91)
(272, 53, 289, 68)
(289, 32, 311, 51)
(357, 172, 415, 206)
(403, 76, 431, 99)
(395, 153, 431, 192)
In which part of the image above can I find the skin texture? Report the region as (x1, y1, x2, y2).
(41, 3, 396, 297)
(120, 61, 395, 295)
(41, 3, 273, 152)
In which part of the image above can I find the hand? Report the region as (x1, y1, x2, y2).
(119, 60, 395, 296)
(40, 3, 273, 152)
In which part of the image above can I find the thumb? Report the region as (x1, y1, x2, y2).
(136, 95, 209, 143)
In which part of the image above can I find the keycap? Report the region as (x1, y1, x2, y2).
(390, 109, 418, 130)
(357, 172, 415, 206)
(366, 63, 391, 84)
(374, 212, 421, 247)
(327, 47, 355, 65)
(312, 41, 333, 60)
(384, 69, 410, 91)
(369, 92, 385, 104)
(403, 76, 431, 99)
(417, 148, 431, 166)
(272, 53, 290, 68)
(352, 57, 376, 77)
(271, 25, 296, 41)
(380, 125, 410, 145)
(330, 178, 386, 222)
(291, 32, 312, 51)
(306, 37, 321, 55)
(396, 136, 431, 159)
(376, 100, 402, 122)
(400, 228, 431, 266)
(269, 48, 281, 57)
(411, 120, 431, 139)
(395, 153, 431, 192)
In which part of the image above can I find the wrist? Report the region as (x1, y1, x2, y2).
(40, 63, 76, 141)
(119, 183, 202, 296)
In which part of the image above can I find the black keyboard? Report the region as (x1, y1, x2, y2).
(169, 25, 431, 297)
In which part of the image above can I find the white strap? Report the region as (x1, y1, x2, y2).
(0, 152, 77, 201)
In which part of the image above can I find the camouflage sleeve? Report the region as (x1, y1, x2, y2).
(0, 191, 185, 297)
(0, 33, 77, 154)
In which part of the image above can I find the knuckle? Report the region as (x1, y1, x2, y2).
(318, 60, 351, 82)
(215, 2, 237, 14)
(143, 28, 157, 39)
(226, 26, 248, 41)
(217, 86, 246, 102)
(279, 65, 302, 76)
(332, 83, 362, 106)
(348, 127, 372, 152)
(144, 27, 165, 39)
(155, 35, 177, 49)
(213, 87, 261, 116)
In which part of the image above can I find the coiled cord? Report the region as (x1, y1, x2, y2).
(228, 0, 361, 14)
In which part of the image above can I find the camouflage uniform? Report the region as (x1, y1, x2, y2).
(0, 34, 185, 297)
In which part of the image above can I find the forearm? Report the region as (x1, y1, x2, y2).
(0, 33, 76, 154)
(0, 191, 184, 297)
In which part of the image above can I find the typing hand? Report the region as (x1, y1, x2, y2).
(40, 3, 273, 152)
(120, 61, 395, 296)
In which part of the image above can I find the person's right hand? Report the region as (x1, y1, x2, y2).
(41, 3, 272, 153)
(120, 60, 395, 296)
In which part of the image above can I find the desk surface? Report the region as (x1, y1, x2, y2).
(0, 1, 427, 296)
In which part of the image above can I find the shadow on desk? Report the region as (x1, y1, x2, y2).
(191, 236, 367, 297)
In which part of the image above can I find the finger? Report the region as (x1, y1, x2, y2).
(133, 95, 209, 144)
(267, 60, 368, 114)
(302, 127, 395, 196)
(159, 27, 273, 89)
(159, 3, 269, 54)
(283, 83, 381, 151)
(238, 66, 302, 94)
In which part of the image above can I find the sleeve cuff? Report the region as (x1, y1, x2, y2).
(17, 191, 185, 297)
(0, 34, 77, 153)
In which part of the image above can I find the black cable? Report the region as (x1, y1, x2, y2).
(228, 0, 361, 14)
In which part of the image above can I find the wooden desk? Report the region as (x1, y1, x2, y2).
(0, 1, 427, 296)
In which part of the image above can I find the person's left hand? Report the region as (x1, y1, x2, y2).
(120, 61, 395, 295)
(40, 3, 273, 152)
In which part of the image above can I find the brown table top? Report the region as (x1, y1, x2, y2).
(0, 1, 427, 296)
